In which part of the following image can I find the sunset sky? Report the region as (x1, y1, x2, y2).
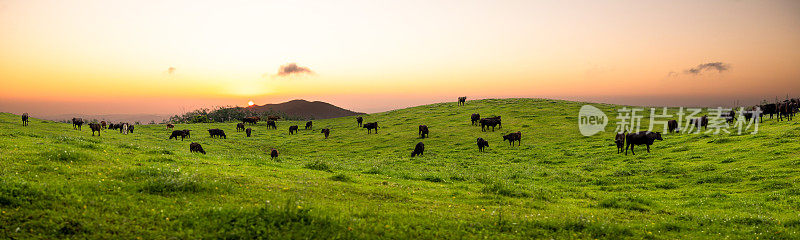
(1, 0, 799, 116)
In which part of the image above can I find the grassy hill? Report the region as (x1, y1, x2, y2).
(1, 98, 799, 239)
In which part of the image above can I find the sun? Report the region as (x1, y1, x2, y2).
(248, 101, 254, 106)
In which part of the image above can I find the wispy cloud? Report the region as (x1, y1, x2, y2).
(683, 62, 730, 75)
(276, 63, 313, 77)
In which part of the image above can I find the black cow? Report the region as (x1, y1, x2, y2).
(100, 121, 107, 129)
(458, 96, 467, 106)
(270, 149, 279, 159)
(477, 137, 489, 152)
(761, 103, 777, 121)
(321, 128, 330, 139)
(411, 142, 425, 157)
(242, 116, 260, 124)
(289, 125, 298, 135)
(208, 129, 226, 139)
(778, 101, 793, 121)
(22, 113, 29, 126)
(356, 117, 363, 127)
(503, 132, 521, 146)
(470, 113, 480, 125)
(190, 142, 206, 154)
(615, 132, 625, 154)
(363, 122, 378, 134)
(183, 129, 192, 138)
(236, 123, 245, 132)
(480, 118, 500, 132)
(267, 120, 277, 129)
(418, 125, 429, 138)
(246, 128, 252, 137)
(72, 118, 84, 130)
(169, 130, 187, 140)
(305, 121, 313, 130)
(89, 123, 102, 136)
(488, 116, 502, 128)
(689, 116, 708, 130)
(667, 120, 678, 133)
(625, 131, 663, 155)
(166, 124, 174, 130)
(128, 125, 134, 134)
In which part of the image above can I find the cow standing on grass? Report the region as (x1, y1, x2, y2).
(363, 122, 378, 134)
(760, 103, 777, 121)
(100, 121, 106, 129)
(477, 138, 489, 152)
(72, 118, 84, 130)
(246, 128, 252, 137)
(356, 117, 363, 127)
(182, 130, 192, 139)
(411, 142, 425, 157)
(321, 128, 330, 139)
(267, 120, 277, 129)
(169, 130, 187, 140)
(458, 96, 467, 106)
(667, 120, 678, 133)
(236, 123, 245, 132)
(190, 142, 206, 154)
(289, 125, 299, 135)
(166, 124, 174, 130)
(615, 132, 626, 154)
(270, 149, 279, 159)
(89, 123, 102, 136)
(305, 121, 313, 130)
(503, 132, 521, 146)
(625, 131, 663, 155)
(480, 118, 500, 132)
(470, 113, 480, 125)
(208, 129, 226, 139)
(21, 113, 29, 126)
(418, 125, 429, 138)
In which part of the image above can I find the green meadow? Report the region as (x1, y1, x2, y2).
(1, 98, 799, 239)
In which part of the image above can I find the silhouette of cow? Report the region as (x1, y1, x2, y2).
(503, 132, 521, 146)
(246, 128, 252, 137)
(615, 132, 625, 154)
(267, 120, 277, 129)
(270, 149, 279, 159)
(236, 123, 245, 132)
(72, 118, 84, 130)
(190, 142, 206, 154)
(470, 113, 480, 125)
(363, 122, 378, 134)
(321, 128, 330, 139)
(418, 125, 429, 138)
(357, 117, 363, 127)
(667, 120, 678, 133)
(458, 96, 466, 106)
(289, 125, 298, 135)
(22, 113, 29, 126)
(477, 137, 489, 152)
(208, 129, 226, 139)
(169, 130, 187, 140)
(411, 142, 425, 157)
(305, 121, 313, 130)
(89, 123, 102, 136)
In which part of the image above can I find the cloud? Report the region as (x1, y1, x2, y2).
(167, 67, 176, 75)
(276, 63, 313, 77)
(683, 62, 730, 75)
(667, 71, 678, 77)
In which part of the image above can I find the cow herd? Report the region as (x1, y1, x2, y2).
(16, 96, 798, 159)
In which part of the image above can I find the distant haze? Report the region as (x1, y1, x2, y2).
(0, 0, 798, 116)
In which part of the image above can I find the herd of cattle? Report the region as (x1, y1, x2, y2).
(617, 98, 799, 155)
(16, 97, 799, 158)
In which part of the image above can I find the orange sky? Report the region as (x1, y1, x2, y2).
(1, 0, 799, 116)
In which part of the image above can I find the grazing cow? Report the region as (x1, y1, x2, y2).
(267, 120, 277, 129)
(100, 121, 106, 129)
(242, 116, 261, 124)
(458, 96, 467, 106)
(166, 124, 174, 130)
(72, 118, 84, 130)
(689, 115, 708, 130)
(356, 117, 363, 127)
(411, 142, 425, 157)
(363, 122, 378, 134)
(778, 101, 793, 121)
(89, 123, 102, 136)
(615, 132, 626, 154)
(267, 116, 281, 121)
(470, 113, 480, 125)
(321, 128, 330, 139)
(305, 121, 313, 130)
(128, 125, 134, 134)
(503, 132, 521, 146)
(169, 130, 187, 140)
(479, 118, 500, 132)
(624, 131, 663, 155)
(189, 142, 206, 154)
(760, 103, 777, 121)
(182, 129, 192, 139)
(477, 137, 489, 152)
(488, 116, 502, 128)
(270, 149, 279, 159)
(246, 128, 252, 137)
(21, 113, 29, 126)
(289, 125, 298, 135)
(122, 123, 129, 135)
(208, 129, 226, 139)
(236, 123, 245, 132)
(418, 125, 429, 138)
(667, 120, 678, 133)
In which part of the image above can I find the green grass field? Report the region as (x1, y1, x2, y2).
(1, 98, 799, 239)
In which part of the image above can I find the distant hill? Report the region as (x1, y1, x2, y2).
(247, 99, 363, 119)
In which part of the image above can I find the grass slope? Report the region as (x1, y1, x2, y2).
(1, 98, 799, 239)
